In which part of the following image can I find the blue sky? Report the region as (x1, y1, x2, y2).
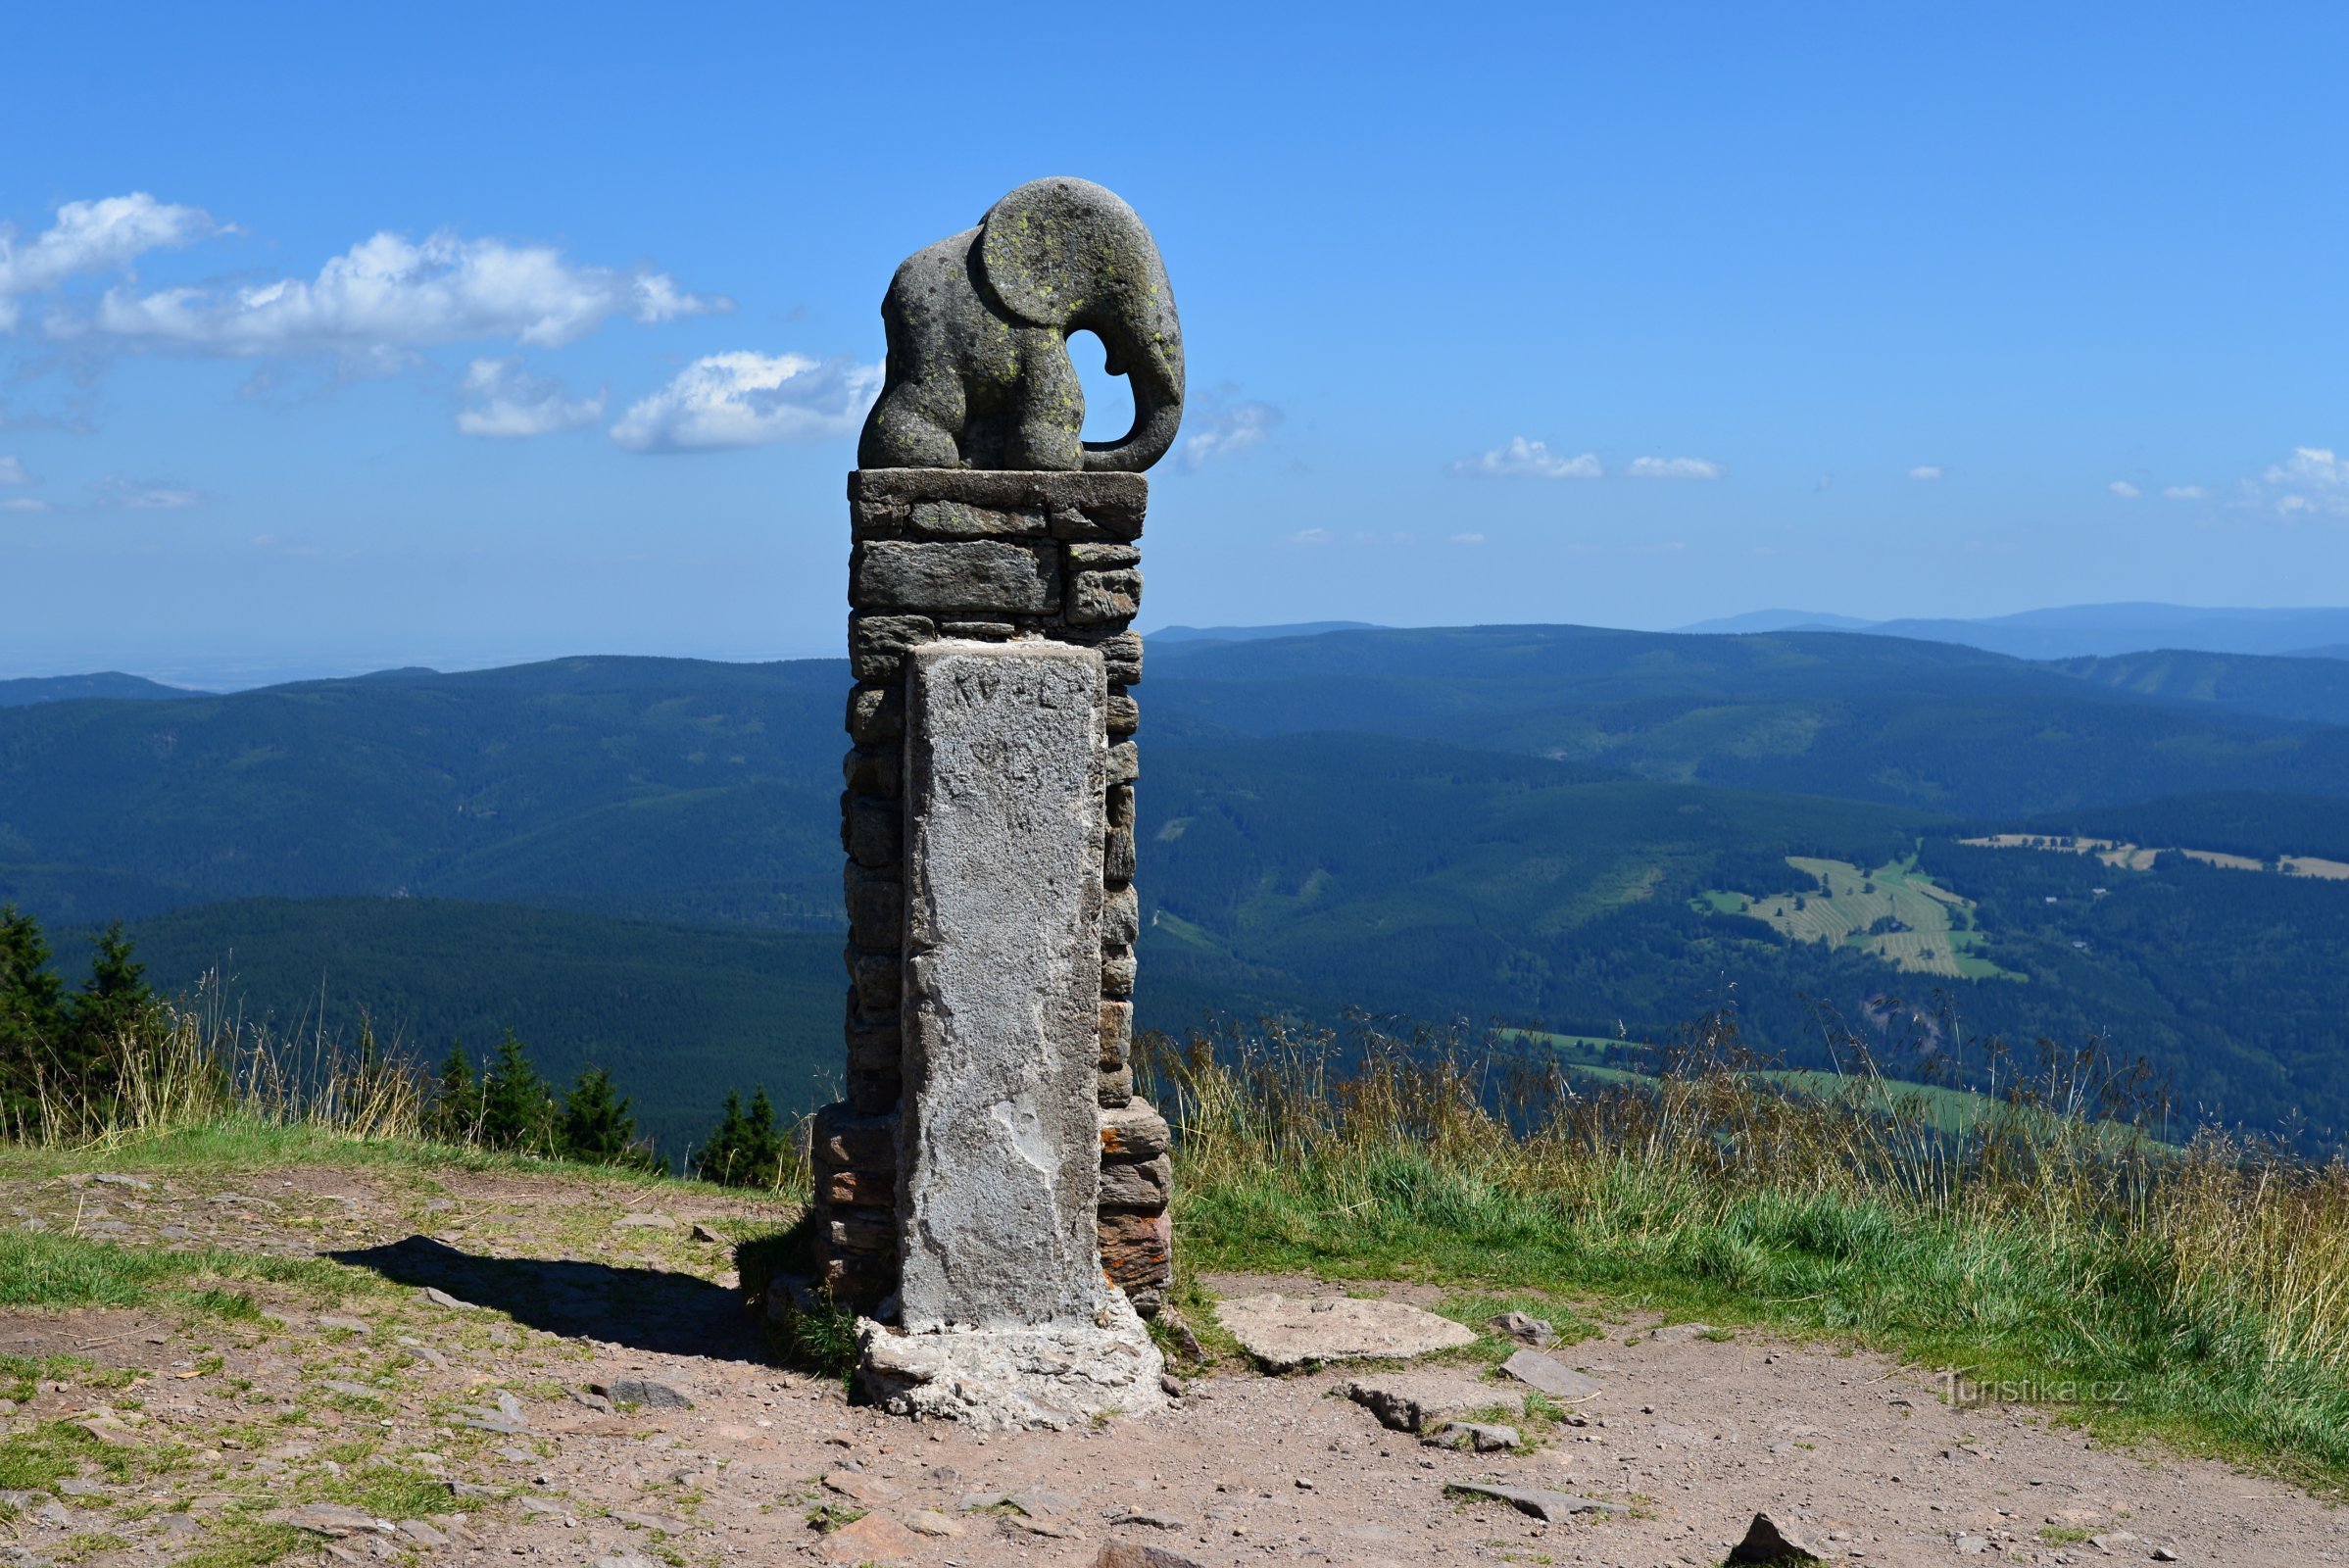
(5, 4, 2347, 685)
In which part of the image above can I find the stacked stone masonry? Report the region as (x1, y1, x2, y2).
(809, 468, 1172, 1317)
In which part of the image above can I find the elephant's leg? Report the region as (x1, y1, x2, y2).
(861, 374, 965, 469)
(1005, 330, 1085, 471)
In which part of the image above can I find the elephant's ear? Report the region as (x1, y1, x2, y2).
(978, 176, 1156, 329)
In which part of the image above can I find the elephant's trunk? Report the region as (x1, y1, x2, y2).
(1080, 294, 1184, 474)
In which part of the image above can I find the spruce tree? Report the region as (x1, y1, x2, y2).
(694, 1086, 783, 1189)
(0, 906, 67, 1109)
(69, 921, 151, 1063)
(478, 1031, 552, 1152)
(429, 1043, 484, 1145)
(739, 1086, 784, 1187)
(694, 1091, 749, 1186)
(559, 1066, 649, 1167)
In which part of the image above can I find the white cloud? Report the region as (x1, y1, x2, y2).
(89, 228, 721, 358)
(609, 351, 879, 453)
(1815, 473, 1834, 491)
(0, 497, 45, 513)
(2108, 480, 2141, 499)
(1450, 436, 1602, 479)
(1287, 527, 1334, 546)
(2255, 447, 2349, 518)
(0, 193, 217, 330)
(1449, 531, 1486, 545)
(1178, 399, 1281, 469)
(93, 476, 201, 510)
(1625, 455, 1723, 480)
(456, 356, 605, 438)
(2162, 485, 2206, 501)
(1908, 465, 1944, 481)
(0, 456, 28, 486)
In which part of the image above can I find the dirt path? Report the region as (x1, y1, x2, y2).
(0, 1164, 2330, 1566)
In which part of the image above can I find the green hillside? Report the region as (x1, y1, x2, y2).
(1149, 625, 2349, 816)
(4, 636, 2347, 1146)
(2043, 648, 2349, 727)
(122, 898, 842, 1159)
(0, 657, 845, 928)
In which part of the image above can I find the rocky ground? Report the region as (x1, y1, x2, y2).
(0, 1163, 2335, 1567)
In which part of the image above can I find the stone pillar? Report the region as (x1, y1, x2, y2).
(803, 468, 1172, 1428)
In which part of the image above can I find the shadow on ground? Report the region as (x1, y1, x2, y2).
(330, 1235, 770, 1363)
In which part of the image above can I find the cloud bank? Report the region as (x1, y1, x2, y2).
(1451, 437, 1603, 479)
(0, 193, 218, 331)
(1625, 455, 1723, 480)
(457, 357, 605, 438)
(89, 229, 721, 361)
(609, 352, 880, 453)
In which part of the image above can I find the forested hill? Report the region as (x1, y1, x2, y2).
(5, 627, 2349, 1146)
(0, 672, 204, 707)
(1147, 625, 2349, 814)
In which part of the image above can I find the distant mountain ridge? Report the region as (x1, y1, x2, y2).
(0, 672, 207, 708)
(1678, 602, 2349, 661)
(1150, 621, 1384, 643)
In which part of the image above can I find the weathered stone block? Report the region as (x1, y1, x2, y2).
(1101, 944, 1137, 998)
(1102, 883, 1141, 947)
(843, 862, 903, 950)
(847, 683, 905, 744)
(844, 945, 902, 1013)
(843, 744, 902, 799)
(1101, 1099, 1170, 1161)
(828, 1215, 896, 1254)
(822, 1169, 897, 1208)
(1099, 1210, 1172, 1289)
(850, 467, 1147, 518)
(1100, 1152, 1171, 1212)
(812, 1103, 898, 1169)
(1099, 1065, 1134, 1106)
(1099, 999, 1133, 1069)
(899, 641, 1108, 1332)
(819, 1255, 892, 1303)
(849, 613, 936, 682)
(842, 791, 902, 868)
(844, 995, 900, 1072)
(1096, 631, 1143, 685)
(1066, 541, 1142, 569)
(1107, 740, 1139, 785)
(941, 619, 1016, 638)
(853, 539, 1060, 614)
(1068, 568, 1142, 625)
(1107, 691, 1140, 735)
(848, 1069, 902, 1115)
(1046, 497, 1146, 542)
(1104, 791, 1137, 886)
(908, 499, 1046, 538)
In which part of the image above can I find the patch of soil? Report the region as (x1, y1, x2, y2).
(0, 1165, 2325, 1566)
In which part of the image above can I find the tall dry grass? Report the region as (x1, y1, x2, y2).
(5, 969, 425, 1151)
(1144, 1008, 2349, 1484)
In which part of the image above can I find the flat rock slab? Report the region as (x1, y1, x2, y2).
(1499, 1348, 1604, 1400)
(1444, 1482, 1626, 1523)
(1344, 1372, 1512, 1433)
(1217, 1293, 1477, 1370)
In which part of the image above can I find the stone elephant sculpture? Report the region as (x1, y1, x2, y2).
(856, 176, 1184, 473)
